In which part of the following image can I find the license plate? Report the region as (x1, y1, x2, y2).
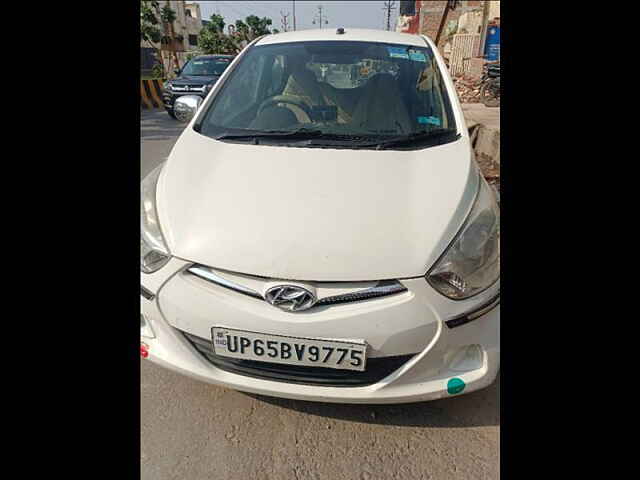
(211, 327, 367, 372)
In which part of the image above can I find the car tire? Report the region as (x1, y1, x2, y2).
(167, 109, 177, 120)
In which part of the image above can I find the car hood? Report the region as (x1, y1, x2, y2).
(172, 74, 219, 85)
(157, 128, 478, 281)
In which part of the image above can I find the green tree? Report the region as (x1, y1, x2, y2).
(234, 20, 250, 38)
(234, 15, 275, 43)
(198, 27, 237, 55)
(160, 4, 177, 26)
(140, 1, 161, 42)
(198, 13, 277, 55)
(140, 1, 164, 77)
(198, 13, 238, 54)
(245, 15, 273, 36)
(208, 13, 225, 33)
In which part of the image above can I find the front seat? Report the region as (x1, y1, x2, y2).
(281, 66, 352, 124)
(281, 66, 327, 122)
(351, 73, 413, 134)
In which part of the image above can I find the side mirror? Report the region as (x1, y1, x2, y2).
(173, 95, 203, 123)
(174, 68, 181, 75)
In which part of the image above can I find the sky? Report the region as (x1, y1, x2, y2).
(195, 1, 400, 32)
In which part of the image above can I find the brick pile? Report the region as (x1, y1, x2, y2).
(454, 76, 483, 103)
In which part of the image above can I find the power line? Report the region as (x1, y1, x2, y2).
(312, 5, 328, 29)
(280, 10, 290, 32)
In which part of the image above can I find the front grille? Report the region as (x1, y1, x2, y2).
(170, 84, 206, 92)
(315, 280, 408, 306)
(181, 330, 415, 387)
(186, 265, 408, 309)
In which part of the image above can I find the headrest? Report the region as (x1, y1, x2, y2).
(291, 67, 320, 91)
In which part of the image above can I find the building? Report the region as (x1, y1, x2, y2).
(398, 2, 500, 46)
(419, 1, 483, 49)
(396, 1, 421, 34)
(184, 2, 204, 49)
(141, 1, 204, 77)
(397, 1, 500, 77)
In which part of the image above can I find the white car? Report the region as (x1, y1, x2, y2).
(141, 28, 499, 404)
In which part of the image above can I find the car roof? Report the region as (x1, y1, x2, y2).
(255, 28, 429, 48)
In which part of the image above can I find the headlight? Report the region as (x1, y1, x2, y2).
(163, 81, 172, 91)
(427, 174, 500, 299)
(141, 164, 171, 273)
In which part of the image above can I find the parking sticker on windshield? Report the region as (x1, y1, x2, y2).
(408, 50, 427, 62)
(418, 116, 441, 126)
(387, 46, 409, 59)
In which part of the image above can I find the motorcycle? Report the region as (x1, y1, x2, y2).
(479, 62, 500, 107)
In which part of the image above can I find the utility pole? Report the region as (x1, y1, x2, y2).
(479, 0, 491, 57)
(383, 1, 396, 31)
(280, 10, 290, 32)
(313, 5, 328, 29)
(293, 0, 296, 31)
(435, 0, 460, 47)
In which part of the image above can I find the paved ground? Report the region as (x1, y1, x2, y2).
(140, 109, 500, 480)
(140, 110, 186, 177)
(461, 103, 500, 131)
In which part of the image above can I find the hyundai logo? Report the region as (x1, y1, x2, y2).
(265, 285, 316, 312)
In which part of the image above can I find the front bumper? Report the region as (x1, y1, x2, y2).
(141, 258, 499, 404)
(162, 90, 207, 110)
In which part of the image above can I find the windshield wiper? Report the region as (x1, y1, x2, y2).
(214, 128, 326, 142)
(371, 129, 459, 150)
(213, 128, 459, 149)
(215, 130, 386, 146)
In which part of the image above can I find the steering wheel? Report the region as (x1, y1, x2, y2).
(257, 96, 314, 123)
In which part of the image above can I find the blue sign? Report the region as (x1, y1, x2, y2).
(485, 25, 501, 61)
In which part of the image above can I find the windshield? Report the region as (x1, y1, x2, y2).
(181, 57, 232, 76)
(197, 41, 458, 150)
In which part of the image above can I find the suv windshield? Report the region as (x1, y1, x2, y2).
(181, 57, 232, 76)
(197, 41, 458, 150)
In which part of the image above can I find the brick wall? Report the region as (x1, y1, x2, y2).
(420, 1, 487, 49)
